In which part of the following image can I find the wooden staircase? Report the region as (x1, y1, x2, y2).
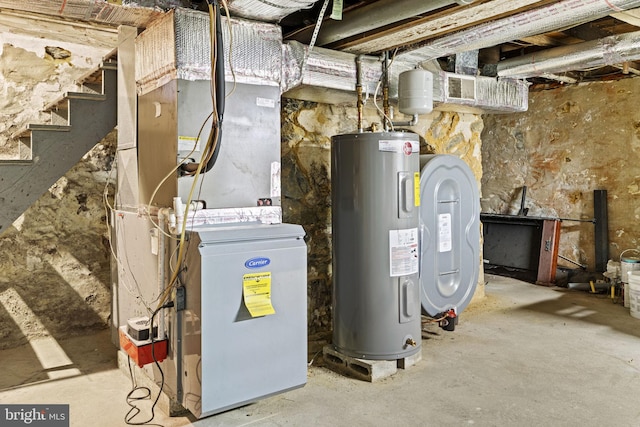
(0, 50, 118, 233)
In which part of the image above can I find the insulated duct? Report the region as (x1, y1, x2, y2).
(314, 0, 476, 46)
(497, 30, 640, 78)
(136, 8, 282, 95)
(227, 0, 317, 23)
(281, 42, 528, 113)
(135, 8, 527, 112)
(0, 0, 164, 27)
(282, 41, 381, 95)
(397, 0, 640, 64)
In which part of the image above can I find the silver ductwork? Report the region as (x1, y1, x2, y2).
(314, 0, 476, 46)
(281, 42, 528, 112)
(497, 30, 640, 78)
(134, 8, 527, 112)
(136, 8, 282, 95)
(227, 0, 317, 22)
(398, 0, 640, 64)
(282, 41, 382, 96)
(0, 0, 164, 27)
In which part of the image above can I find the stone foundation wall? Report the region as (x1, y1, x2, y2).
(281, 99, 485, 353)
(0, 35, 115, 349)
(482, 78, 640, 270)
(0, 28, 487, 351)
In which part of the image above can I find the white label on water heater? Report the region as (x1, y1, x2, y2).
(438, 213, 452, 253)
(389, 228, 419, 277)
(378, 139, 419, 155)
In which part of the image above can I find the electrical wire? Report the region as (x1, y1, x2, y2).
(102, 149, 118, 260)
(152, 0, 236, 311)
(155, 0, 225, 311)
(102, 154, 154, 313)
(421, 314, 449, 323)
(146, 109, 214, 242)
(124, 356, 155, 426)
(124, 303, 172, 426)
(220, 0, 237, 99)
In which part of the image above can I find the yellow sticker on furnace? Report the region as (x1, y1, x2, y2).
(242, 272, 275, 317)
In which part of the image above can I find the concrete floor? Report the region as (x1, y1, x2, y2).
(2, 274, 640, 427)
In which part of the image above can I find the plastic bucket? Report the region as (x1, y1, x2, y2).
(620, 249, 640, 308)
(628, 271, 640, 319)
(621, 249, 640, 281)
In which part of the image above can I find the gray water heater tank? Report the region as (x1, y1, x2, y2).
(419, 154, 480, 317)
(332, 132, 421, 360)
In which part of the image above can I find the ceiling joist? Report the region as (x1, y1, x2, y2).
(335, 0, 556, 54)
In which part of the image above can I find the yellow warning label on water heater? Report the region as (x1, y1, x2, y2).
(243, 272, 275, 317)
(414, 172, 421, 207)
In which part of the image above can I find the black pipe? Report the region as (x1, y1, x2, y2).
(204, 0, 225, 173)
(594, 189, 608, 272)
(518, 186, 528, 216)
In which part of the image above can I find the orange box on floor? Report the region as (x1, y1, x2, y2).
(118, 325, 167, 368)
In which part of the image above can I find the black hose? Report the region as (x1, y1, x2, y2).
(204, 0, 225, 173)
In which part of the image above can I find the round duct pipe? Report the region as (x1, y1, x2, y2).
(398, 0, 640, 63)
(497, 30, 640, 79)
(316, 0, 475, 46)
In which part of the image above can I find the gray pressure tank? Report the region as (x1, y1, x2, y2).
(419, 154, 480, 317)
(332, 132, 421, 360)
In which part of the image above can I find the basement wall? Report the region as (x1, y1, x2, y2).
(0, 31, 487, 351)
(481, 77, 640, 271)
(0, 35, 116, 349)
(281, 99, 485, 354)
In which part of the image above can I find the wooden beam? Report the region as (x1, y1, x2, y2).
(519, 34, 565, 47)
(612, 8, 640, 27)
(0, 9, 118, 49)
(338, 0, 555, 54)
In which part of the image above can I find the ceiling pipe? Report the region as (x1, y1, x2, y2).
(227, 0, 318, 22)
(497, 30, 640, 78)
(397, 0, 640, 64)
(315, 0, 477, 46)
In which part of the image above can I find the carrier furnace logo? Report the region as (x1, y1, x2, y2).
(1, 405, 68, 426)
(245, 257, 271, 269)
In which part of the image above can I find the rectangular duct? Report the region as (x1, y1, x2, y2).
(282, 42, 528, 113)
(134, 8, 527, 111)
(281, 41, 382, 96)
(136, 8, 283, 95)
